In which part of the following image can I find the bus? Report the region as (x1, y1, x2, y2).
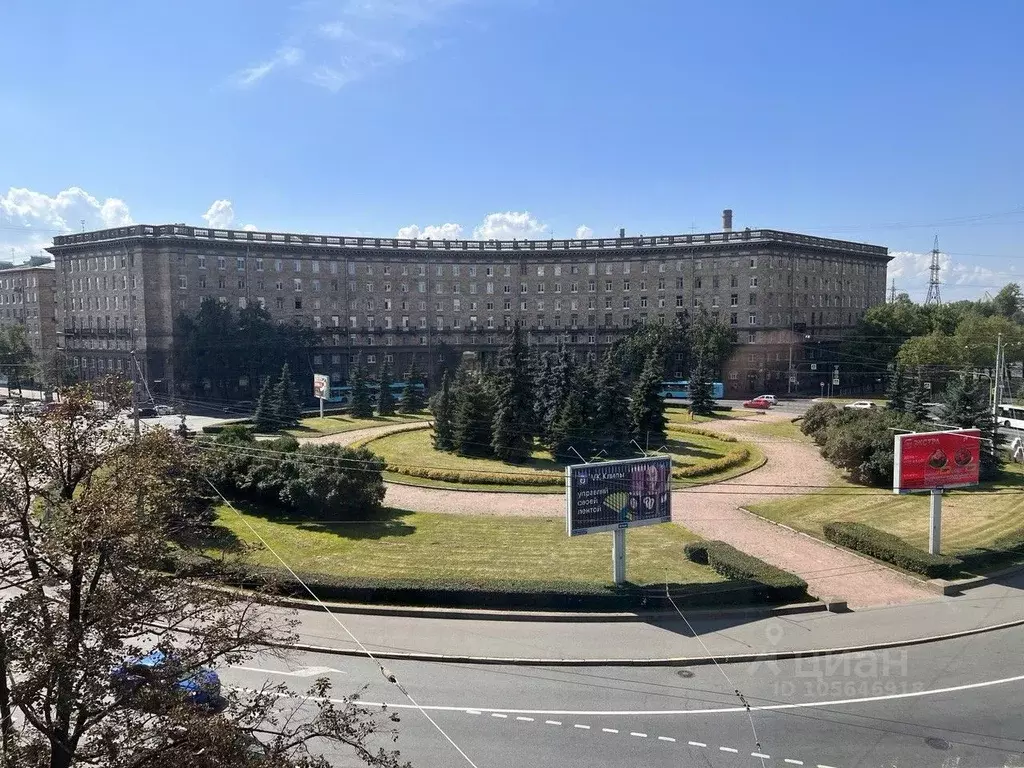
(327, 380, 425, 405)
(659, 380, 725, 400)
(997, 404, 1024, 430)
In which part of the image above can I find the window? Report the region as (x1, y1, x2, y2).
(294, 298, 302, 310)
(750, 257, 757, 269)
(605, 280, 612, 292)
(750, 276, 758, 288)
(237, 257, 245, 271)
(504, 299, 512, 311)
(418, 281, 426, 293)
(367, 354, 376, 364)
(730, 312, 738, 325)
(178, 275, 187, 289)
(275, 297, 284, 310)
(486, 282, 494, 294)
(217, 256, 225, 270)
(198, 255, 206, 269)
(640, 297, 648, 308)
(294, 260, 301, 273)
(623, 280, 631, 291)
(748, 332, 756, 343)
(676, 296, 684, 308)
(521, 282, 528, 293)
(712, 296, 719, 307)
(294, 278, 302, 291)
(504, 285, 511, 294)
(749, 312, 757, 325)
(749, 292, 757, 305)
(503, 265, 511, 277)
(730, 294, 738, 307)
(622, 297, 631, 309)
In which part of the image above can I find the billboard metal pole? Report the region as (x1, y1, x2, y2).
(929, 488, 942, 555)
(612, 528, 626, 585)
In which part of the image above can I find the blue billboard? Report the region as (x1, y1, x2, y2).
(565, 456, 672, 537)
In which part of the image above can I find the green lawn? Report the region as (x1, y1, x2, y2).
(747, 465, 1024, 555)
(360, 425, 761, 490)
(738, 419, 805, 441)
(277, 413, 428, 437)
(213, 505, 722, 589)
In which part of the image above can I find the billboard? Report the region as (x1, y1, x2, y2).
(566, 456, 672, 536)
(893, 428, 981, 494)
(312, 373, 330, 401)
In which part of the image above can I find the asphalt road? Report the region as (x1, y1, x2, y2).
(221, 624, 1024, 768)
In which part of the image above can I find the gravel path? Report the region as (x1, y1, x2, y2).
(305, 414, 937, 609)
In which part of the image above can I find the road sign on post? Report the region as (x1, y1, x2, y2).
(313, 373, 330, 418)
(566, 456, 672, 584)
(893, 428, 981, 554)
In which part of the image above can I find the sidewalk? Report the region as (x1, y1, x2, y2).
(279, 573, 1024, 663)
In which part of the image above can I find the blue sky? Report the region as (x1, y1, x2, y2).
(1, 0, 1022, 301)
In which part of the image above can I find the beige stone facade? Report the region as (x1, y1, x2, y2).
(47, 223, 889, 398)
(0, 261, 58, 378)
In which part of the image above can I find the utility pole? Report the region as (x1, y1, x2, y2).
(992, 333, 1003, 429)
(889, 279, 897, 303)
(787, 342, 794, 395)
(924, 235, 942, 306)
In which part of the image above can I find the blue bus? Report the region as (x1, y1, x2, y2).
(659, 380, 725, 400)
(327, 380, 425, 405)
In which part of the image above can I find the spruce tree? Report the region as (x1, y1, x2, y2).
(532, 351, 556, 441)
(593, 350, 629, 455)
(550, 385, 589, 463)
(629, 352, 667, 449)
(272, 363, 302, 428)
(430, 370, 456, 451)
(886, 365, 908, 413)
(907, 367, 930, 422)
(688, 355, 715, 417)
(349, 364, 373, 418)
(491, 322, 534, 462)
(940, 369, 1003, 480)
(398, 359, 425, 413)
(538, 345, 574, 446)
(452, 369, 495, 457)
(377, 361, 396, 416)
(253, 376, 277, 433)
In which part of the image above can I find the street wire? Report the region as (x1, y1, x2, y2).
(206, 480, 482, 768)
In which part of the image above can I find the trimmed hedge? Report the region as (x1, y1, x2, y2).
(683, 540, 809, 602)
(666, 425, 738, 442)
(203, 419, 253, 435)
(385, 463, 562, 486)
(822, 522, 962, 578)
(169, 552, 798, 612)
(673, 448, 751, 480)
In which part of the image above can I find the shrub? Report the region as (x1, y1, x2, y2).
(666, 425, 738, 442)
(672, 448, 750, 479)
(819, 409, 922, 487)
(823, 522, 962, 578)
(684, 540, 808, 602)
(800, 402, 841, 445)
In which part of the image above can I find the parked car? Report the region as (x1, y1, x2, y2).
(743, 398, 773, 410)
(110, 650, 223, 712)
(154, 404, 175, 416)
(843, 400, 878, 410)
(756, 394, 778, 405)
(137, 407, 158, 419)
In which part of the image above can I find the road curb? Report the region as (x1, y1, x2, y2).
(264, 592, 825, 622)
(272, 615, 1024, 667)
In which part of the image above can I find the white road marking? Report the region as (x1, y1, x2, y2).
(545, 720, 561, 726)
(817, 764, 839, 768)
(516, 716, 533, 722)
(304, 671, 1024, 716)
(752, 753, 772, 759)
(466, 710, 481, 715)
(689, 741, 707, 748)
(602, 728, 619, 734)
(574, 724, 590, 730)
(785, 760, 804, 765)
(230, 665, 347, 677)
(491, 713, 507, 719)
(720, 746, 739, 753)
(658, 736, 676, 742)
(631, 732, 648, 738)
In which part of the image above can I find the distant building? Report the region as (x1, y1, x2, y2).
(0, 257, 58, 376)
(47, 211, 890, 398)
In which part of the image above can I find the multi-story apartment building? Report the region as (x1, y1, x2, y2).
(0, 257, 58, 367)
(47, 211, 890, 398)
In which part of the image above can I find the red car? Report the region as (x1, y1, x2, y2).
(743, 398, 773, 410)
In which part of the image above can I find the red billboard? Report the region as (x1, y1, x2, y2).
(893, 429, 981, 494)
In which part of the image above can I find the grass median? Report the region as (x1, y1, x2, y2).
(210, 504, 725, 593)
(281, 413, 428, 437)
(357, 425, 763, 492)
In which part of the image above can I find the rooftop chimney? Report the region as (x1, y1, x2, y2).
(722, 209, 733, 233)
(619, 227, 626, 238)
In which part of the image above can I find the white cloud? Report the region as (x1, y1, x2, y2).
(397, 222, 463, 240)
(0, 185, 133, 232)
(232, 46, 304, 88)
(202, 199, 236, 229)
(234, 0, 472, 93)
(574, 225, 594, 240)
(242, 224, 259, 232)
(472, 211, 548, 240)
(888, 249, 1010, 301)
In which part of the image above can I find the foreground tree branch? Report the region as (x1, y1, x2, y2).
(0, 379, 411, 768)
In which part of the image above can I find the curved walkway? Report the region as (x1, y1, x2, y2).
(304, 414, 936, 609)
